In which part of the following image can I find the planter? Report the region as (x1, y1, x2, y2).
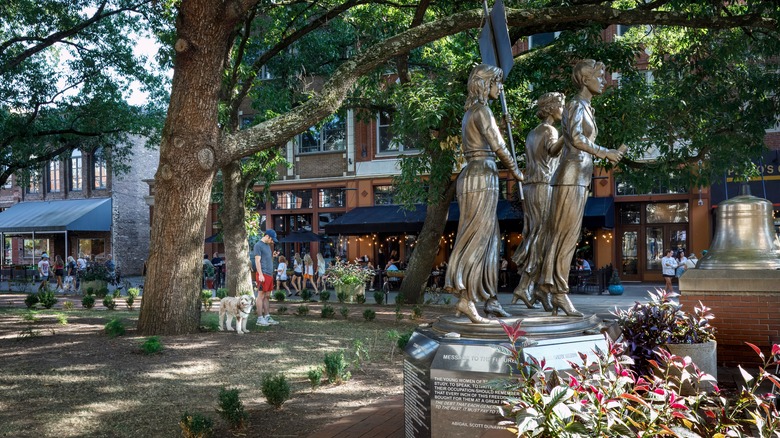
(205, 278, 215, 289)
(607, 284, 624, 295)
(335, 283, 365, 303)
(82, 280, 108, 295)
(663, 340, 718, 394)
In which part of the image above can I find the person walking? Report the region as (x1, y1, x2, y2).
(37, 254, 51, 292)
(303, 253, 318, 294)
(253, 229, 279, 326)
(661, 249, 677, 293)
(291, 254, 303, 293)
(315, 252, 327, 292)
(65, 256, 77, 292)
(276, 255, 292, 296)
(53, 255, 65, 292)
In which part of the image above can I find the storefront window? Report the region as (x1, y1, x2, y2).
(271, 190, 313, 209)
(23, 239, 49, 261)
(318, 212, 343, 230)
(374, 185, 396, 205)
(318, 188, 345, 208)
(645, 227, 664, 271)
(646, 202, 688, 223)
(619, 203, 641, 224)
(79, 239, 105, 260)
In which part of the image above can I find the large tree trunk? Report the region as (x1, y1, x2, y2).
(221, 161, 254, 297)
(399, 181, 456, 305)
(137, 1, 251, 335)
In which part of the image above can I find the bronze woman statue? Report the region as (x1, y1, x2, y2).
(444, 64, 524, 324)
(537, 60, 624, 316)
(512, 92, 565, 310)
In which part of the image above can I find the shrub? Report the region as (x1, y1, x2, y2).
(102, 295, 117, 310)
(55, 313, 68, 325)
(319, 290, 331, 302)
(96, 286, 109, 299)
(410, 304, 423, 320)
(217, 388, 247, 430)
(104, 318, 125, 337)
(307, 367, 323, 389)
(22, 310, 38, 322)
(215, 288, 228, 299)
(394, 292, 405, 305)
(296, 305, 309, 316)
(355, 293, 366, 304)
(81, 264, 113, 283)
(24, 293, 39, 309)
(495, 320, 780, 437)
(300, 289, 312, 301)
(62, 300, 74, 311)
(126, 287, 140, 310)
(336, 291, 348, 303)
(86, 287, 95, 296)
(38, 290, 58, 309)
(81, 294, 96, 309)
(261, 374, 291, 409)
(112, 288, 121, 299)
(323, 350, 350, 384)
(273, 290, 286, 302)
(321, 304, 335, 319)
(179, 412, 213, 438)
(325, 261, 373, 287)
(363, 309, 376, 321)
(277, 305, 288, 314)
(397, 331, 413, 350)
(373, 291, 385, 305)
(394, 303, 404, 322)
(200, 289, 213, 311)
(140, 336, 163, 354)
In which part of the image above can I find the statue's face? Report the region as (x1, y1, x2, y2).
(552, 102, 564, 121)
(489, 80, 501, 100)
(584, 68, 605, 95)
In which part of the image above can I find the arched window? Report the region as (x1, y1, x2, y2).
(70, 150, 83, 191)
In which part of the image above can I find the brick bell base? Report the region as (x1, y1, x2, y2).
(679, 269, 780, 367)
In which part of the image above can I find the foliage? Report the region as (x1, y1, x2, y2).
(81, 264, 114, 283)
(300, 289, 312, 301)
(609, 270, 622, 285)
(125, 288, 139, 310)
(102, 295, 117, 310)
(104, 318, 125, 337)
(216, 388, 247, 431)
(200, 290, 213, 311)
(140, 336, 163, 355)
(363, 309, 376, 322)
(22, 310, 38, 323)
(96, 286, 110, 299)
(62, 301, 74, 311)
(319, 291, 331, 302)
(37, 290, 57, 309)
(307, 367, 323, 389)
(613, 289, 716, 376)
(339, 306, 350, 319)
(273, 290, 286, 302)
(355, 293, 366, 304)
(277, 305, 288, 315)
(81, 294, 96, 309)
(260, 374, 291, 410)
(179, 412, 213, 438)
(336, 291, 348, 303)
(351, 339, 370, 373)
(296, 305, 309, 316)
(325, 261, 373, 286)
(323, 351, 351, 384)
(24, 293, 38, 309)
(203, 263, 215, 279)
(321, 304, 335, 319)
(495, 318, 780, 437)
(396, 331, 413, 350)
(373, 291, 385, 305)
(215, 288, 228, 299)
(410, 305, 423, 320)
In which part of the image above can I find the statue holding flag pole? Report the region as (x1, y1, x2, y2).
(443, 0, 523, 324)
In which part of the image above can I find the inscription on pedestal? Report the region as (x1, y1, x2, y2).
(403, 331, 439, 438)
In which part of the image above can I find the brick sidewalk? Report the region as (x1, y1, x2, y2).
(308, 395, 404, 438)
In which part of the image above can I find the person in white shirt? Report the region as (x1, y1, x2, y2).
(37, 254, 51, 291)
(661, 249, 677, 293)
(276, 255, 292, 296)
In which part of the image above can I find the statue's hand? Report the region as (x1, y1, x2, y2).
(514, 169, 525, 182)
(605, 148, 623, 163)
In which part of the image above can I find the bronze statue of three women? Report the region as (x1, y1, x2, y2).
(446, 60, 624, 323)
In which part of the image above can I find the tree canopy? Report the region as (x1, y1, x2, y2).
(0, 0, 168, 186)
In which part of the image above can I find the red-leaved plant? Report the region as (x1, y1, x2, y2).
(494, 320, 780, 437)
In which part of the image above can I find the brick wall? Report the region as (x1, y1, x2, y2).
(297, 153, 346, 179)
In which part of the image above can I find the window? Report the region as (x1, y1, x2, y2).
(23, 238, 49, 261)
(377, 111, 415, 154)
(298, 110, 346, 154)
(619, 203, 641, 225)
(79, 238, 105, 260)
(646, 202, 689, 224)
(70, 150, 83, 191)
(615, 174, 687, 196)
(318, 212, 343, 230)
(240, 114, 254, 129)
(271, 190, 313, 209)
(318, 188, 345, 208)
(49, 161, 61, 193)
(93, 148, 107, 190)
(374, 185, 396, 205)
(528, 32, 559, 49)
(27, 170, 41, 194)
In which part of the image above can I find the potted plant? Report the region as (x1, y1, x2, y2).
(613, 289, 717, 393)
(81, 263, 113, 294)
(204, 263, 215, 290)
(607, 270, 623, 295)
(325, 261, 373, 303)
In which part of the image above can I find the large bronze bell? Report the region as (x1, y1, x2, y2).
(698, 185, 780, 270)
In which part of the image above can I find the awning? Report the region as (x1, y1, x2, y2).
(0, 198, 112, 233)
(583, 197, 614, 229)
(324, 200, 522, 235)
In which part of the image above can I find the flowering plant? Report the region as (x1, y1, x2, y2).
(325, 261, 373, 286)
(494, 320, 780, 437)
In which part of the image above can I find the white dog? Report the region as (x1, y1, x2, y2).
(219, 295, 254, 334)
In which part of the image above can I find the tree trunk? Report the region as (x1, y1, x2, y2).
(221, 161, 254, 297)
(399, 181, 456, 305)
(137, 1, 250, 335)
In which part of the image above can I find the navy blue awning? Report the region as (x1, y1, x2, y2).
(324, 200, 522, 235)
(583, 197, 614, 229)
(0, 198, 112, 233)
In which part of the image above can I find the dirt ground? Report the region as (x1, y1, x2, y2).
(0, 294, 451, 437)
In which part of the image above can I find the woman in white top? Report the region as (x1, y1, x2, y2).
(276, 255, 292, 296)
(303, 253, 318, 294)
(661, 249, 677, 293)
(292, 254, 303, 293)
(316, 253, 327, 292)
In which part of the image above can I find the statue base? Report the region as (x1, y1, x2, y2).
(403, 311, 607, 437)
